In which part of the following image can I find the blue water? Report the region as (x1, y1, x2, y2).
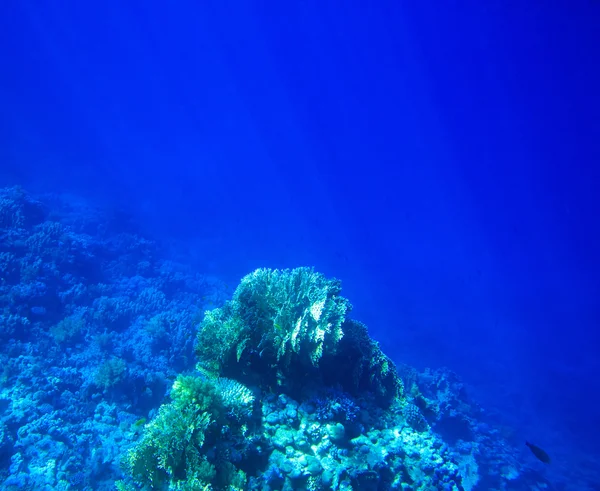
(1, 1, 599, 489)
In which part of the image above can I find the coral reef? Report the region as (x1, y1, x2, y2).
(117, 267, 525, 490)
(0, 186, 585, 490)
(0, 187, 221, 489)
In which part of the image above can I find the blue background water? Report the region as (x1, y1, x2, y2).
(2, 0, 599, 486)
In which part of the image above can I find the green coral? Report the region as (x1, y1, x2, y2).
(124, 403, 214, 488)
(121, 374, 253, 490)
(123, 375, 219, 489)
(196, 304, 248, 374)
(196, 267, 351, 376)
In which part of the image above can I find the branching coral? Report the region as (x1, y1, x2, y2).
(215, 377, 255, 421)
(196, 267, 351, 377)
(124, 402, 214, 488)
(123, 375, 220, 488)
(122, 374, 254, 490)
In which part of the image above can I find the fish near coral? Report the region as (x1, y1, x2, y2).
(526, 441, 551, 464)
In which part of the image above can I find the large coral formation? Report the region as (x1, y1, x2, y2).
(117, 268, 473, 490)
(196, 267, 402, 407)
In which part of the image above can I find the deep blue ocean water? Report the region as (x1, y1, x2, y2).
(1, 1, 599, 490)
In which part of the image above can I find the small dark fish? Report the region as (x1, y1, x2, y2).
(526, 441, 551, 464)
